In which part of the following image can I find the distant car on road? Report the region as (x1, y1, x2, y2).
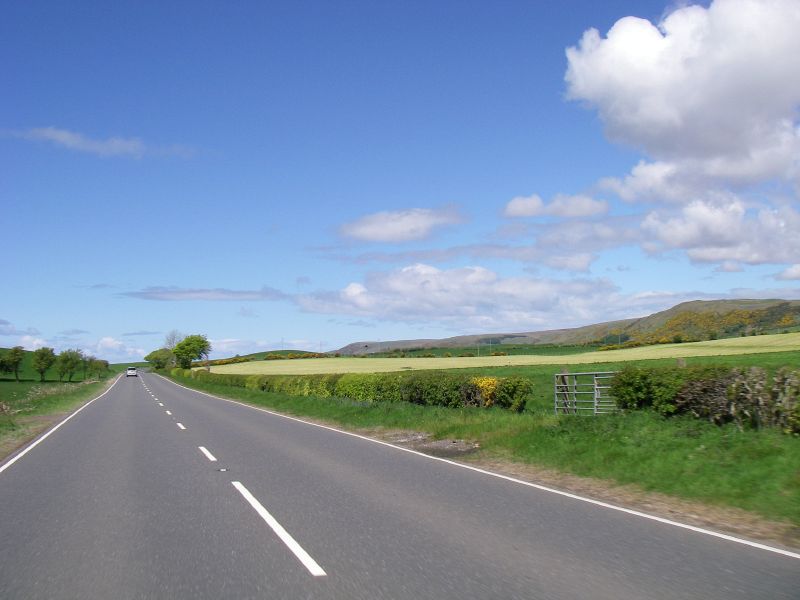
(126, 367, 137, 377)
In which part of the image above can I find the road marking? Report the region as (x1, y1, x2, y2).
(165, 410, 172, 415)
(177, 422, 186, 430)
(232, 481, 326, 577)
(158, 402, 164, 407)
(0, 376, 123, 476)
(198, 446, 217, 462)
(161, 375, 800, 561)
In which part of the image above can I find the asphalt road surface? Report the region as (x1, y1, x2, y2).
(0, 373, 797, 599)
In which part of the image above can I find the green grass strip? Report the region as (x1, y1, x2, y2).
(167, 374, 800, 525)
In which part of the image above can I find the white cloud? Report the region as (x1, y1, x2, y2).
(298, 263, 630, 330)
(776, 264, 800, 280)
(21, 127, 146, 158)
(340, 208, 462, 242)
(567, 0, 800, 202)
(17, 127, 193, 158)
(91, 337, 145, 361)
(121, 286, 287, 301)
(503, 194, 544, 217)
(543, 253, 596, 272)
(297, 262, 799, 331)
(19, 335, 46, 350)
(642, 197, 800, 264)
(503, 193, 607, 218)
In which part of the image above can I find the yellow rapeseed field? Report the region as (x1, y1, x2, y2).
(210, 332, 800, 375)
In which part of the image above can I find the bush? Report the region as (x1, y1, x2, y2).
(611, 365, 731, 415)
(166, 367, 531, 412)
(472, 377, 498, 407)
(611, 364, 800, 434)
(495, 377, 533, 412)
(773, 368, 800, 434)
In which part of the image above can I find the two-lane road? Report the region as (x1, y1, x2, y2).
(0, 373, 797, 599)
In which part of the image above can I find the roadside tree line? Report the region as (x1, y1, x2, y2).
(145, 333, 211, 370)
(0, 346, 109, 382)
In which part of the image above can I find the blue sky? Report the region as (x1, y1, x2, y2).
(3, 0, 799, 361)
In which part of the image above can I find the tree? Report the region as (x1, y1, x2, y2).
(89, 358, 109, 377)
(173, 335, 211, 369)
(56, 349, 83, 382)
(0, 346, 26, 382)
(32, 347, 57, 382)
(80, 354, 95, 380)
(164, 330, 184, 350)
(144, 348, 174, 370)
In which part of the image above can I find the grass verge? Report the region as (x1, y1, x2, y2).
(0, 378, 116, 461)
(166, 374, 800, 526)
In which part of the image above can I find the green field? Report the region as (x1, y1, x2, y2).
(212, 332, 800, 376)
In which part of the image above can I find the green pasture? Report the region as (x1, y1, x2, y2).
(212, 332, 800, 376)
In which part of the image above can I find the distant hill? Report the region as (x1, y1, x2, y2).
(335, 299, 800, 355)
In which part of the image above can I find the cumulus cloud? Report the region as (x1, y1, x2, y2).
(566, 0, 800, 164)
(121, 286, 287, 302)
(567, 0, 800, 203)
(504, 194, 607, 218)
(776, 264, 800, 280)
(94, 337, 146, 361)
(298, 263, 633, 330)
(19, 335, 47, 350)
(642, 198, 800, 264)
(340, 207, 463, 242)
(16, 127, 193, 158)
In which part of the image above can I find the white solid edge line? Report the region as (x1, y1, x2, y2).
(177, 422, 186, 430)
(232, 481, 327, 577)
(160, 375, 800, 561)
(0, 376, 123, 476)
(198, 446, 218, 462)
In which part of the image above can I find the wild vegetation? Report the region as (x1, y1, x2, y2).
(0, 347, 114, 456)
(611, 365, 800, 434)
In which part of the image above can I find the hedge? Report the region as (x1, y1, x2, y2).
(171, 369, 533, 412)
(610, 365, 800, 434)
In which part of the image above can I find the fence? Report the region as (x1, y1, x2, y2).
(554, 371, 617, 415)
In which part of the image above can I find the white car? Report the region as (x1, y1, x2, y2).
(126, 367, 138, 377)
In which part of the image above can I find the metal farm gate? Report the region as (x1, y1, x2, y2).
(554, 372, 617, 415)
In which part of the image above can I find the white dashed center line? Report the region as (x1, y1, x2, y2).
(198, 446, 217, 462)
(177, 423, 186, 430)
(165, 410, 172, 416)
(232, 481, 326, 577)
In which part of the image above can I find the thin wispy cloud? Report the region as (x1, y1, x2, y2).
(16, 127, 193, 158)
(0, 319, 40, 337)
(340, 207, 464, 243)
(120, 286, 287, 302)
(504, 194, 608, 218)
(122, 330, 162, 336)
